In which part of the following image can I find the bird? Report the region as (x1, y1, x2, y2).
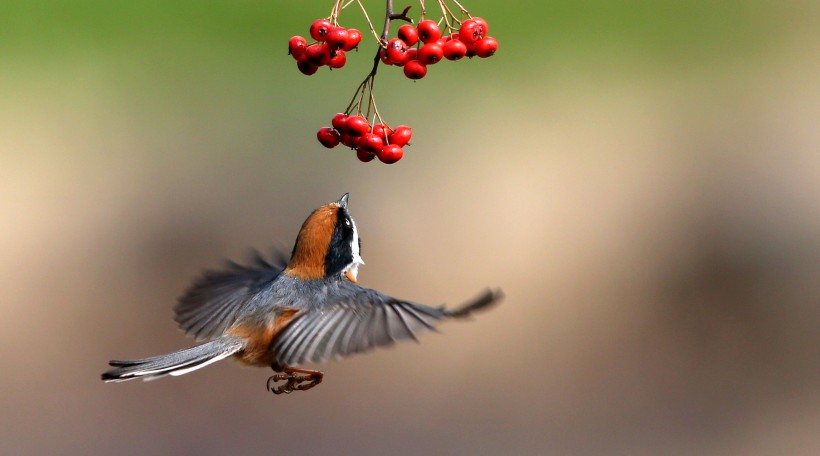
(101, 193, 502, 394)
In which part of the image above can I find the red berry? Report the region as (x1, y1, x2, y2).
(340, 132, 358, 148)
(388, 125, 412, 146)
(380, 47, 393, 65)
(328, 50, 346, 68)
(342, 28, 362, 51)
(377, 144, 404, 164)
(471, 17, 489, 35)
(474, 36, 498, 58)
(443, 39, 467, 60)
(345, 115, 370, 137)
(398, 24, 419, 46)
(372, 123, 393, 143)
(288, 36, 307, 59)
(458, 19, 481, 44)
(317, 127, 340, 148)
(356, 149, 375, 162)
(417, 20, 441, 43)
(326, 27, 349, 50)
(305, 43, 330, 66)
(405, 47, 418, 63)
(309, 19, 333, 41)
(403, 60, 427, 79)
(465, 41, 477, 58)
(418, 42, 443, 65)
(357, 133, 384, 155)
(386, 38, 409, 65)
(296, 57, 319, 75)
(331, 113, 348, 132)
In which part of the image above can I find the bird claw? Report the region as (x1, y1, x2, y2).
(266, 373, 293, 394)
(266, 369, 323, 395)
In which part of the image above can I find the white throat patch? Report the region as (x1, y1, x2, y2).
(346, 217, 365, 280)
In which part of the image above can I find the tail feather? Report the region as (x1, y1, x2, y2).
(445, 288, 504, 318)
(101, 336, 245, 383)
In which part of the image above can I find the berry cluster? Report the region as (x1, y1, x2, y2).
(317, 114, 412, 164)
(287, 1, 498, 164)
(381, 18, 497, 79)
(288, 19, 362, 75)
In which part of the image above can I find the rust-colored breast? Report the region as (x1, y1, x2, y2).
(228, 308, 299, 367)
(284, 205, 338, 281)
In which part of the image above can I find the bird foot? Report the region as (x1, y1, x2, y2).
(267, 368, 323, 395)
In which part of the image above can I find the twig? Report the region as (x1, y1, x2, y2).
(344, 1, 414, 120)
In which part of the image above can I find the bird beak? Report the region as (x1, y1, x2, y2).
(337, 193, 349, 209)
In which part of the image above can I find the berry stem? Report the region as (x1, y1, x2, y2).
(344, 78, 368, 114)
(449, 0, 469, 15)
(331, 0, 356, 25)
(355, 0, 383, 43)
(367, 78, 385, 125)
(436, 0, 467, 28)
(357, 78, 368, 114)
(330, 0, 341, 24)
(343, 1, 414, 124)
(437, 1, 452, 30)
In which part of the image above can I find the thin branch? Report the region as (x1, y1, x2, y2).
(344, 0, 414, 120)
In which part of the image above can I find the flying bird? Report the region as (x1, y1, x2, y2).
(101, 193, 502, 394)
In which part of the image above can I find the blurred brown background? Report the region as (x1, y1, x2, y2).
(1, 1, 818, 455)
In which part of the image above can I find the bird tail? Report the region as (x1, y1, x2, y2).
(444, 288, 504, 318)
(101, 336, 245, 383)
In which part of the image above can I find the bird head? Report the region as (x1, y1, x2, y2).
(285, 193, 365, 282)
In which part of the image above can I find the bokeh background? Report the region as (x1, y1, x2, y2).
(1, 1, 818, 454)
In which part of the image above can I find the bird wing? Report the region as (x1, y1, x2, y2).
(174, 249, 288, 341)
(271, 286, 500, 367)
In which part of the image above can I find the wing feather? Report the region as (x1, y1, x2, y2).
(271, 284, 502, 368)
(174, 249, 286, 340)
(395, 302, 440, 331)
(304, 309, 348, 364)
(275, 312, 318, 362)
(321, 310, 358, 361)
(386, 304, 419, 343)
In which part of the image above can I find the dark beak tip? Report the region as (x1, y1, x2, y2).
(338, 193, 350, 208)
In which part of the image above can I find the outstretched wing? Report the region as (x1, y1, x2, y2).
(174, 249, 289, 341)
(272, 286, 501, 367)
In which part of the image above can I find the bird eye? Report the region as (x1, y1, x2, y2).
(344, 218, 351, 227)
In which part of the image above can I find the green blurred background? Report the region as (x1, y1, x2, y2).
(1, 1, 818, 454)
